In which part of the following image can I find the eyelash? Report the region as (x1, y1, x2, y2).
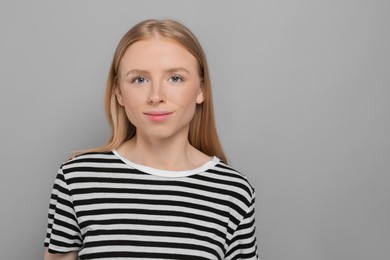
(168, 75, 184, 83)
(131, 76, 148, 85)
(129, 74, 184, 85)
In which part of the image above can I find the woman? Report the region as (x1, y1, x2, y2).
(44, 19, 259, 260)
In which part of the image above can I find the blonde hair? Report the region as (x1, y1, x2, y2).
(80, 19, 227, 163)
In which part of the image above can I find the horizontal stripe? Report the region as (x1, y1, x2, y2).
(80, 251, 211, 260)
(45, 152, 258, 259)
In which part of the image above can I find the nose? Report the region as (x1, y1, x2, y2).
(147, 81, 165, 105)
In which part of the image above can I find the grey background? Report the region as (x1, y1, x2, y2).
(0, 0, 389, 259)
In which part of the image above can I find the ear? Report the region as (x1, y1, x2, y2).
(196, 82, 204, 104)
(115, 85, 124, 106)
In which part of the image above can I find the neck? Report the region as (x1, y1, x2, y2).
(117, 132, 210, 171)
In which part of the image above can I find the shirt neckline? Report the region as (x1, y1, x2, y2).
(112, 149, 219, 178)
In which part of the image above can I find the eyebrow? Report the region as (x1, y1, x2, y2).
(125, 67, 191, 77)
(166, 67, 190, 74)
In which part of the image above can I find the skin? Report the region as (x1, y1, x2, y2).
(44, 36, 211, 259)
(44, 248, 77, 260)
(115, 36, 210, 170)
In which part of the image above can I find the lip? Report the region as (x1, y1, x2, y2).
(143, 111, 173, 122)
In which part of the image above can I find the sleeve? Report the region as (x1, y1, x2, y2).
(44, 166, 83, 253)
(225, 192, 259, 260)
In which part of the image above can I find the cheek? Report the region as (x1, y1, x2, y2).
(118, 90, 144, 123)
(122, 104, 141, 128)
(168, 86, 201, 107)
(120, 88, 145, 107)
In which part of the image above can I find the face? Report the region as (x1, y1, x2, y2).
(115, 37, 204, 141)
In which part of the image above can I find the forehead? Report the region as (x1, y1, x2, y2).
(119, 37, 199, 73)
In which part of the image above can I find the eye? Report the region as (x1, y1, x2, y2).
(168, 75, 184, 83)
(131, 76, 148, 85)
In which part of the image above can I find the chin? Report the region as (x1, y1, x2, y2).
(141, 127, 188, 141)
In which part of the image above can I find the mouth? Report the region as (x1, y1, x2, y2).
(143, 111, 173, 122)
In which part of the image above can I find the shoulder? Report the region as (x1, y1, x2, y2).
(204, 159, 256, 208)
(60, 151, 122, 173)
(213, 160, 255, 193)
(63, 151, 117, 165)
(57, 151, 129, 189)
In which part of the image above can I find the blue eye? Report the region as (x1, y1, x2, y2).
(132, 76, 147, 84)
(169, 75, 184, 83)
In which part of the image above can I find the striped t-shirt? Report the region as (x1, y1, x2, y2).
(44, 151, 259, 260)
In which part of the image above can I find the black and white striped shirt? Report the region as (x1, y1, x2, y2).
(45, 151, 259, 259)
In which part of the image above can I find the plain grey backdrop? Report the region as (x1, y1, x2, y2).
(0, 0, 389, 259)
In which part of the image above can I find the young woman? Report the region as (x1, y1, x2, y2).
(44, 19, 259, 260)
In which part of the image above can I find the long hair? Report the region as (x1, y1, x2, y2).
(80, 19, 227, 163)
